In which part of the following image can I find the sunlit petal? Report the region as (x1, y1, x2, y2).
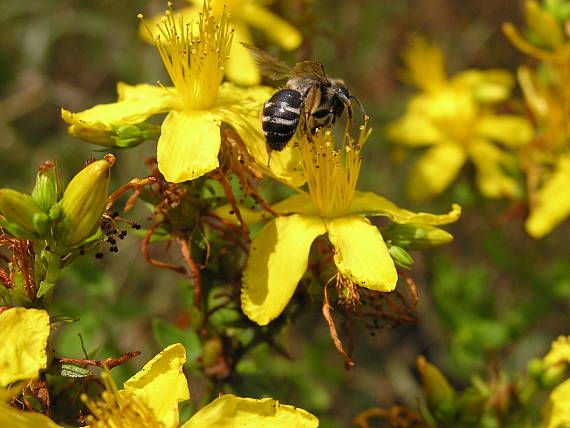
(0, 308, 50, 386)
(0, 394, 63, 428)
(123, 343, 189, 428)
(327, 216, 397, 292)
(181, 394, 318, 428)
(242, 215, 326, 326)
(468, 139, 520, 199)
(226, 22, 261, 86)
(542, 378, 570, 428)
(157, 110, 221, 182)
(526, 155, 570, 238)
(62, 89, 175, 131)
(407, 143, 466, 201)
(349, 191, 461, 225)
(476, 114, 533, 147)
(387, 111, 443, 146)
(241, 3, 302, 50)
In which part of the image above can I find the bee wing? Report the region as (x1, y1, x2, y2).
(241, 42, 293, 80)
(291, 61, 330, 85)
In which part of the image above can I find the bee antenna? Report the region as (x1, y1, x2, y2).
(350, 95, 366, 116)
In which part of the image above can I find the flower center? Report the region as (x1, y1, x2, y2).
(82, 373, 163, 428)
(141, 1, 233, 111)
(298, 119, 371, 218)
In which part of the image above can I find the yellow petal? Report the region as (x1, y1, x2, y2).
(543, 336, 570, 366)
(158, 110, 221, 182)
(542, 378, 570, 428)
(0, 392, 63, 428)
(407, 143, 466, 202)
(476, 114, 533, 147)
(0, 308, 50, 386)
(327, 216, 397, 292)
(401, 36, 447, 92)
(241, 4, 302, 50)
(387, 111, 443, 146)
(117, 82, 176, 101)
(451, 69, 514, 103)
(62, 88, 176, 131)
(468, 139, 520, 199)
(349, 191, 461, 225)
(181, 394, 318, 428)
(526, 155, 570, 238)
(242, 215, 326, 325)
(216, 84, 305, 187)
(123, 343, 189, 428)
(226, 23, 261, 86)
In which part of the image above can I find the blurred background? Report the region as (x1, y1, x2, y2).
(1, 0, 569, 427)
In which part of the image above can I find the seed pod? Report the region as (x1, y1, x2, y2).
(0, 189, 44, 239)
(58, 154, 115, 246)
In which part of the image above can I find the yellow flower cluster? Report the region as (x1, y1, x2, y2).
(0, 307, 318, 427)
(388, 37, 532, 202)
(503, 0, 570, 238)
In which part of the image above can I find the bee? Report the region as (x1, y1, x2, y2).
(242, 43, 361, 164)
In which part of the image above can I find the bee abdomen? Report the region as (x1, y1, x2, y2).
(262, 89, 302, 152)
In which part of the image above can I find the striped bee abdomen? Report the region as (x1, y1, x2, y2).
(262, 89, 302, 152)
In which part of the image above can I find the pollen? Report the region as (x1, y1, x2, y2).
(298, 119, 371, 217)
(82, 373, 162, 428)
(142, 0, 233, 111)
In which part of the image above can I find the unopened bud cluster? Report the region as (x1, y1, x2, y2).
(0, 155, 115, 250)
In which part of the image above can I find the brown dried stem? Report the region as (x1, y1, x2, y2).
(322, 284, 355, 368)
(56, 351, 141, 370)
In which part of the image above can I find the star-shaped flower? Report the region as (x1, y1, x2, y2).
(388, 37, 532, 202)
(62, 1, 302, 185)
(219, 122, 460, 325)
(139, 0, 302, 86)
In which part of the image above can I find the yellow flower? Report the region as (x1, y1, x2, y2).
(0, 307, 50, 387)
(139, 0, 302, 86)
(541, 336, 570, 428)
(219, 123, 460, 325)
(62, 2, 302, 185)
(83, 343, 189, 428)
(83, 343, 317, 428)
(503, 4, 570, 238)
(388, 37, 532, 202)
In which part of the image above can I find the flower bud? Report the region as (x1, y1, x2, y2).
(384, 223, 453, 250)
(0, 189, 44, 239)
(388, 245, 414, 269)
(58, 154, 115, 246)
(31, 162, 61, 212)
(541, 363, 567, 387)
(417, 356, 456, 418)
(111, 123, 161, 148)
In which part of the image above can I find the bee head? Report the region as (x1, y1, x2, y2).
(330, 79, 351, 119)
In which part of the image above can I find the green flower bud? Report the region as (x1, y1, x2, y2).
(541, 363, 567, 387)
(0, 189, 44, 239)
(384, 223, 453, 250)
(58, 154, 115, 246)
(417, 356, 456, 418)
(111, 123, 161, 148)
(31, 162, 61, 212)
(388, 245, 414, 269)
